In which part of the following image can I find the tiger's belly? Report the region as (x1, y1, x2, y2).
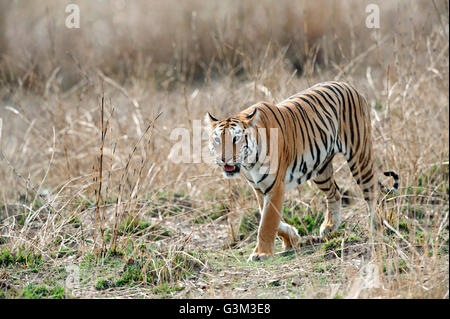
(283, 150, 331, 191)
(284, 164, 319, 191)
(242, 165, 277, 193)
(284, 169, 320, 191)
(242, 154, 327, 194)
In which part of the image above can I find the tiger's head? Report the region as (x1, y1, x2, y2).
(205, 108, 259, 179)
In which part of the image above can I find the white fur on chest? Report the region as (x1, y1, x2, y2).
(241, 150, 322, 193)
(242, 165, 275, 191)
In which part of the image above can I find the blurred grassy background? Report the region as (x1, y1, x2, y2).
(0, 0, 443, 89)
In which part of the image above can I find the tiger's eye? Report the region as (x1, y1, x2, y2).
(233, 135, 241, 144)
(214, 137, 221, 144)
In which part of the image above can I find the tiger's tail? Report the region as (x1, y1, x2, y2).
(378, 170, 399, 194)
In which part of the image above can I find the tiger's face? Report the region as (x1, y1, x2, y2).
(205, 109, 258, 179)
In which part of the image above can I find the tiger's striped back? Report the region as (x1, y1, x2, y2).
(243, 81, 378, 198)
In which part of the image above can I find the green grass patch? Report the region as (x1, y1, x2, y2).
(0, 248, 43, 268)
(68, 217, 81, 228)
(95, 278, 114, 290)
(119, 216, 155, 235)
(152, 282, 184, 294)
(239, 210, 259, 238)
(21, 284, 65, 299)
(322, 238, 341, 252)
(282, 205, 324, 236)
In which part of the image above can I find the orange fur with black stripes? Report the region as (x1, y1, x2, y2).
(206, 81, 399, 262)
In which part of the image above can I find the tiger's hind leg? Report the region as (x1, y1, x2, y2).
(347, 151, 379, 234)
(314, 160, 342, 238)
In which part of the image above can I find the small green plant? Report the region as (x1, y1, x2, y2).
(21, 284, 65, 299)
(286, 209, 323, 236)
(116, 249, 202, 288)
(269, 280, 281, 287)
(0, 248, 43, 268)
(373, 100, 383, 110)
(119, 216, 155, 235)
(322, 238, 341, 252)
(57, 247, 76, 258)
(116, 262, 144, 286)
(96, 278, 113, 290)
(397, 259, 408, 274)
(315, 266, 325, 273)
(239, 211, 259, 238)
(343, 233, 362, 244)
(152, 282, 184, 294)
(68, 217, 81, 228)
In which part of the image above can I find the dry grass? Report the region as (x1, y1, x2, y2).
(0, 0, 448, 299)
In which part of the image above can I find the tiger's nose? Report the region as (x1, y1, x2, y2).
(217, 158, 234, 166)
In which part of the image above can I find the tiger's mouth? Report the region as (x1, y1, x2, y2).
(223, 164, 240, 177)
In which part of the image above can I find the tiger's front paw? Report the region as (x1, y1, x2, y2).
(247, 252, 272, 262)
(247, 245, 273, 262)
(319, 220, 339, 239)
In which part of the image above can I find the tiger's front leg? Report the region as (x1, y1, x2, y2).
(253, 187, 300, 253)
(248, 185, 285, 262)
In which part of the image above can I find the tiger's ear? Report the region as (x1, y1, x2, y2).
(204, 112, 219, 127)
(245, 108, 259, 127)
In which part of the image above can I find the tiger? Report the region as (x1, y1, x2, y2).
(205, 81, 399, 262)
